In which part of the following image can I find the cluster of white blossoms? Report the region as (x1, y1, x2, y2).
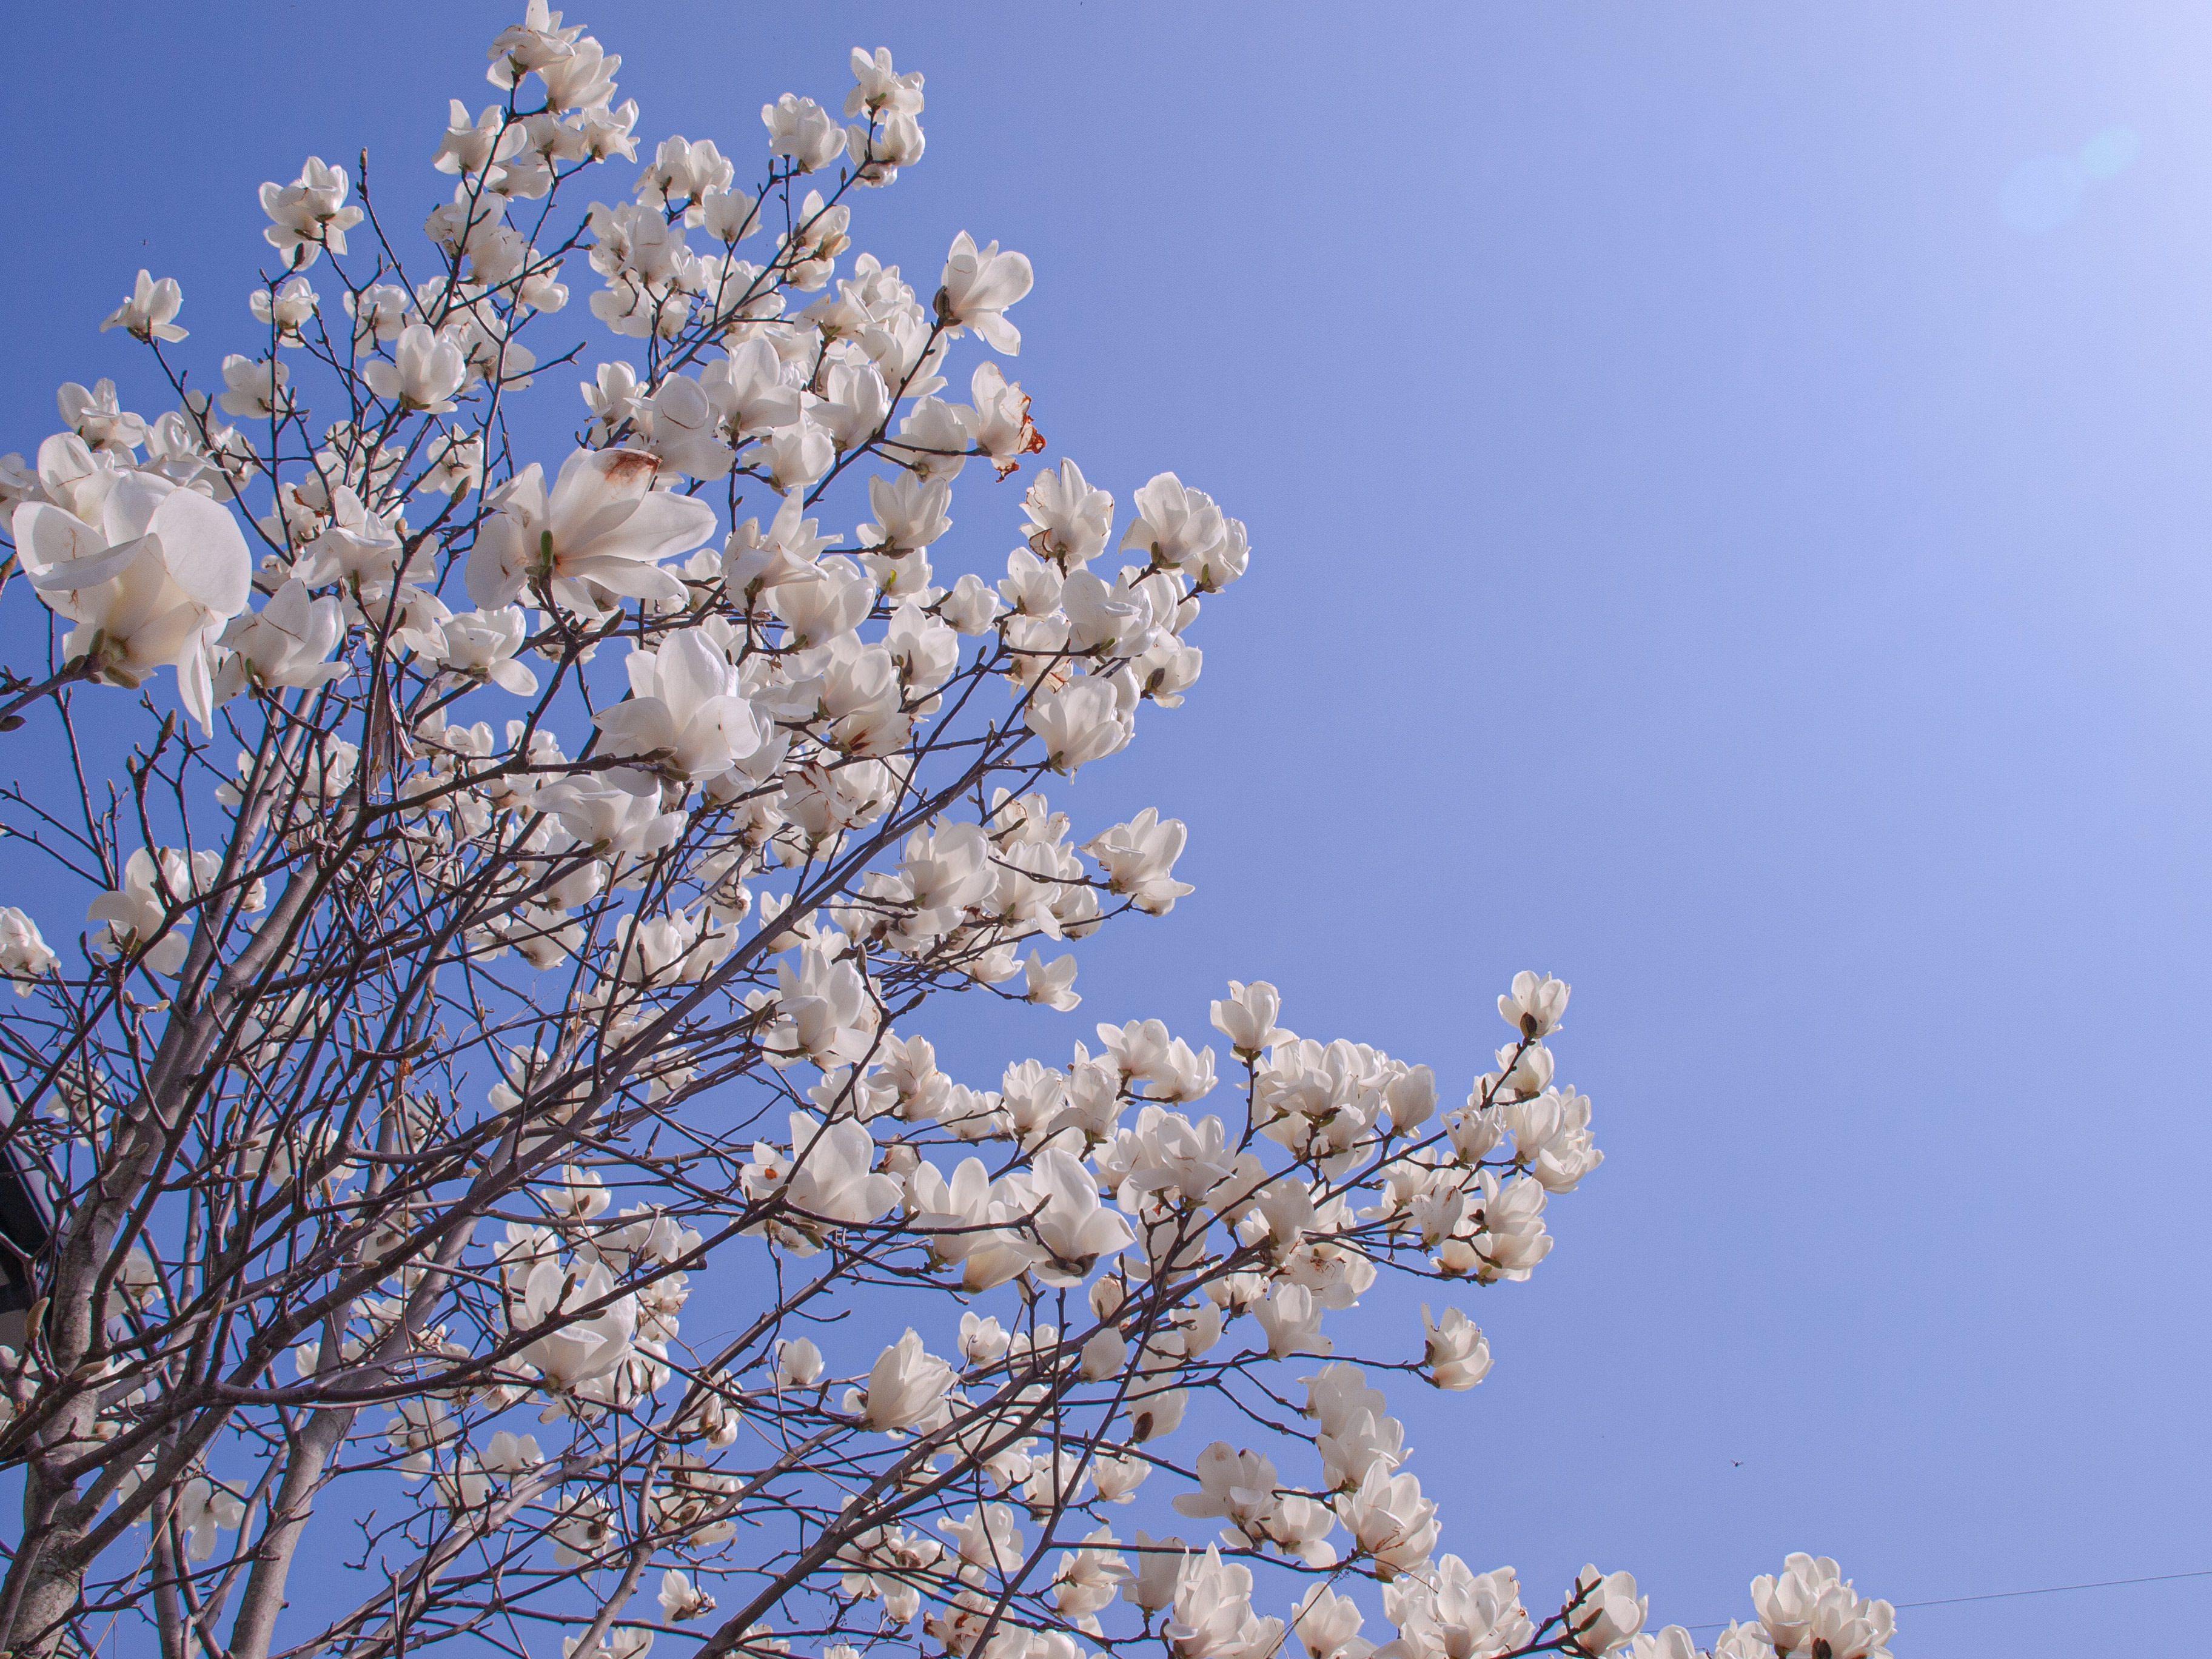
(0, 10, 1891, 1659)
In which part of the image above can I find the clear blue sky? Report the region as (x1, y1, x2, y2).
(3, 4, 2208, 1653)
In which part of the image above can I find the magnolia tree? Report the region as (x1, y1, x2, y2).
(0, 12, 1893, 1659)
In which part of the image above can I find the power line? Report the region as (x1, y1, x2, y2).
(1684, 1567, 2212, 1632)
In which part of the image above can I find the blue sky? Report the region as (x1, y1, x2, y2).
(4, 3, 2209, 1653)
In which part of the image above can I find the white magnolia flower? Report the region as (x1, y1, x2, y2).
(535, 776, 687, 860)
(547, 1164, 610, 1222)
(1419, 1305, 1492, 1391)
(1127, 1531, 1188, 1614)
(1023, 1148, 1135, 1282)
(638, 373, 734, 480)
(1292, 1583, 1367, 1659)
(250, 275, 321, 344)
(1255, 1282, 1330, 1358)
(577, 98, 643, 164)
(1076, 1326, 1126, 1382)
(216, 354, 290, 419)
(214, 578, 345, 698)
(1027, 678, 1125, 775)
(1051, 1525, 1127, 1630)
(1210, 980, 1290, 1059)
(752, 939, 881, 1070)
(14, 470, 250, 729)
(846, 110, 925, 186)
(485, 1, 583, 88)
(1751, 1555, 1894, 1659)
(1023, 951, 1080, 1011)
(481, 1429, 542, 1473)
(1709, 1627, 1777, 1659)
(1498, 970, 1570, 1038)
(1091, 1452, 1148, 1504)
(345, 282, 413, 347)
(938, 1501, 1025, 1581)
(32, 431, 113, 523)
(549, 1493, 615, 1569)
(886, 599, 959, 691)
(906, 1156, 1032, 1289)
(466, 447, 716, 612)
(1000, 549, 1062, 618)
(1135, 1037, 1216, 1104)
(258, 156, 364, 269)
(365, 323, 468, 414)
(637, 135, 735, 219)
(938, 231, 1033, 355)
(404, 606, 539, 695)
(700, 186, 763, 243)
(1021, 457, 1113, 568)
(1381, 1557, 1530, 1659)
(724, 491, 838, 606)
(956, 1311, 1010, 1366)
(1122, 472, 1250, 591)
(968, 362, 1042, 475)
(600, 909, 734, 996)
(175, 1475, 246, 1562)
(939, 571, 1004, 635)
(773, 1336, 823, 1389)
(847, 47, 925, 119)
(772, 1113, 901, 1232)
(514, 1256, 638, 1390)
(1061, 568, 1152, 655)
(1304, 1361, 1388, 1437)
(0, 909, 58, 991)
(860, 472, 951, 551)
(1134, 631, 1204, 706)
(1799, 1590, 1894, 1659)
(1567, 1567, 1647, 1655)
(1171, 1441, 1282, 1542)
(1479, 1037, 1557, 1105)
(701, 335, 800, 438)
(528, 28, 621, 116)
(762, 93, 847, 173)
(292, 485, 404, 590)
(581, 360, 646, 443)
(594, 631, 766, 794)
(56, 380, 147, 455)
(1165, 1544, 1284, 1659)
(1315, 1401, 1406, 1493)
(1084, 808, 1193, 914)
(434, 98, 525, 179)
(814, 356, 892, 454)
(1454, 1171, 1551, 1284)
(659, 1566, 715, 1621)
(1386, 1066, 1438, 1133)
(860, 1328, 957, 1432)
(101, 269, 187, 342)
(1493, 1086, 1603, 1193)
(767, 554, 873, 648)
(1333, 1463, 1438, 1580)
(759, 419, 836, 494)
